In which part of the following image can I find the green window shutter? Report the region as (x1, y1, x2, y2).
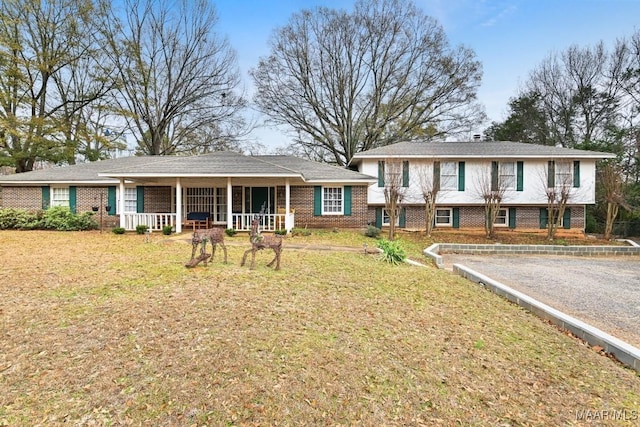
(452, 207, 460, 228)
(516, 161, 524, 191)
(343, 186, 352, 216)
(375, 207, 382, 228)
(107, 186, 116, 215)
(402, 161, 409, 187)
(399, 207, 406, 227)
(313, 186, 322, 216)
(136, 186, 145, 213)
(508, 207, 516, 229)
(377, 161, 385, 187)
(69, 186, 77, 213)
(563, 208, 571, 229)
(458, 162, 465, 191)
(41, 186, 50, 210)
(491, 161, 499, 191)
(539, 207, 548, 229)
(433, 161, 440, 191)
(547, 161, 555, 187)
(573, 161, 580, 188)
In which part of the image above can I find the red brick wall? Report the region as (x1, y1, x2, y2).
(1, 187, 42, 210)
(144, 186, 172, 213)
(290, 185, 369, 229)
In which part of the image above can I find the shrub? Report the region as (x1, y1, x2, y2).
(112, 227, 126, 234)
(274, 229, 287, 235)
(42, 207, 97, 231)
(364, 225, 381, 238)
(376, 238, 406, 265)
(0, 208, 42, 229)
(135, 224, 149, 234)
(162, 225, 173, 235)
(225, 228, 237, 237)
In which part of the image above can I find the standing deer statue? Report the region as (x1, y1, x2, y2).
(241, 215, 283, 270)
(186, 227, 228, 268)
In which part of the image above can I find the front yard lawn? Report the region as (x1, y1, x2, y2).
(0, 230, 638, 426)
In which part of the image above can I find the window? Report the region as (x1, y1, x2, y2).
(382, 208, 400, 226)
(323, 187, 343, 214)
(51, 188, 69, 208)
(494, 208, 508, 226)
(440, 162, 457, 190)
(215, 188, 227, 222)
(499, 162, 516, 190)
(435, 208, 452, 226)
(555, 161, 572, 187)
(123, 188, 137, 213)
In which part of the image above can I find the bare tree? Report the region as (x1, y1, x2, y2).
(539, 161, 577, 240)
(0, 0, 111, 172)
(474, 162, 510, 238)
(524, 42, 626, 148)
(100, 0, 246, 156)
(415, 161, 441, 236)
(599, 160, 629, 239)
(251, 0, 484, 166)
(381, 158, 408, 240)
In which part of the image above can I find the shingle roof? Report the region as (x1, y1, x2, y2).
(349, 140, 616, 164)
(0, 152, 375, 184)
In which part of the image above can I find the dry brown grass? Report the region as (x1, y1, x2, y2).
(1, 230, 639, 426)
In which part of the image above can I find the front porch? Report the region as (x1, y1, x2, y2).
(121, 211, 295, 233)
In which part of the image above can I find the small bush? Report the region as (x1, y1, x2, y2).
(162, 225, 173, 235)
(274, 229, 287, 235)
(376, 238, 406, 265)
(135, 224, 149, 234)
(225, 228, 237, 237)
(364, 225, 381, 238)
(112, 227, 126, 234)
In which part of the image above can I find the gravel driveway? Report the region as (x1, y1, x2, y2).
(445, 254, 640, 349)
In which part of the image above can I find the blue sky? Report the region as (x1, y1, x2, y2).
(215, 0, 640, 149)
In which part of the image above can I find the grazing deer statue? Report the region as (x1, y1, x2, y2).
(189, 228, 228, 265)
(241, 215, 283, 270)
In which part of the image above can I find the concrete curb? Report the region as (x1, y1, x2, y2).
(453, 263, 640, 373)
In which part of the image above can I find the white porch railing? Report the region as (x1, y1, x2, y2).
(123, 213, 177, 231)
(231, 213, 294, 232)
(122, 212, 295, 232)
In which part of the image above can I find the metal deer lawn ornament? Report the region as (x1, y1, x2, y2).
(185, 228, 228, 268)
(241, 214, 283, 270)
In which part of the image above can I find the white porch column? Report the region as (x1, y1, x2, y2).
(285, 179, 291, 232)
(119, 178, 126, 228)
(175, 178, 182, 233)
(227, 177, 233, 230)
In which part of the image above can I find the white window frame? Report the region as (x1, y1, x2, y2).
(555, 161, 573, 187)
(382, 208, 400, 226)
(440, 162, 458, 190)
(435, 208, 453, 227)
(123, 187, 137, 213)
(51, 187, 69, 208)
(499, 162, 516, 190)
(493, 208, 508, 227)
(322, 186, 343, 215)
(215, 187, 227, 223)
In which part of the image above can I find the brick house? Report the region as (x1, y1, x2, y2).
(0, 152, 376, 232)
(0, 141, 613, 233)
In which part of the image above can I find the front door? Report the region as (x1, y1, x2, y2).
(250, 187, 270, 213)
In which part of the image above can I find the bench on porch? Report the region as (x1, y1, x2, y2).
(183, 212, 211, 231)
